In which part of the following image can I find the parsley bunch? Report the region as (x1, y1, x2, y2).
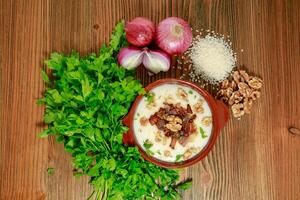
(38, 21, 191, 200)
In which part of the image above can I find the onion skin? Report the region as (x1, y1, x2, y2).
(117, 46, 144, 70)
(156, 17, 192, 55)
(143, 49, 171, 74)
(125, 17, 155, 47)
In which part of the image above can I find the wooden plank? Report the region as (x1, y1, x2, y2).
(0, 0, 300, 199)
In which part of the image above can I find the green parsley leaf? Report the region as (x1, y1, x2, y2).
(47, 89, 62, 104)
(143, 140, 155, 156)
(143, 139, 153, 149)
(38, 129, 51, 138)
(41, 69, 50, 83)
(145, 149, 155, 156)
(199, 127, 208, 138)
(145, 92, 155, 104)
(36, 98, 45, 105)
(81, 75, 93, 98)
(47, 167, 55, 175)
(176, 179, 192, 190)
(175, 154, 183, 162)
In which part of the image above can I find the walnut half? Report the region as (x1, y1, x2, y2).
(248, 77, 263, 90)
(165, 123, 182, 132)
(177, 88, 188, 100)
(193, 102, 204, 113)
(164, 150, 172, 157)
(183, 149, 192, 160)
(140, 117, 148, 126)
(231, 103, 244, 118)
(202, 117, 212, 126)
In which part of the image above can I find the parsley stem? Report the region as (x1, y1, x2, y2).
(102, 180, 108, 200)
(86, 190, 95, 200)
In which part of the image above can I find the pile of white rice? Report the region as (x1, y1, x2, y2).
(188, 34, 236, 84)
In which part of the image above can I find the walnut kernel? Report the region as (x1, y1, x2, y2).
(164, 150, 172, 157)
(165, 123, 182, 132)
(229, 91, 243, 105)
(177, 88, 188, 100)
(248, 77, 263, 89)
(139, 117, 148, 126)
(221, 79, 230, 89)
(164, 95, 175, 104)
(250, 90, 261, 100)
(183, 149, 192, 160)
(193, 102, 204, 113)
(202, 117, 212, 126)
(164, 115, 175, 122)
(238, 82, 249, 90)
(155, 131, 162, 142)
(216, 89, 227, 98)
(226, 87, 234, 97)
(174, 117, 183, 124)
(231, 103, 244, 118)
(239, 70, 250, 82)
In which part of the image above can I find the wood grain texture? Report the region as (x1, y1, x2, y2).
(1, 0, 300, 199)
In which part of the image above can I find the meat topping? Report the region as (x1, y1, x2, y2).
(149, 103, 197, 148)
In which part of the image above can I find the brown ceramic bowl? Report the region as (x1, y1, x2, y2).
(122, 78, 229, 168)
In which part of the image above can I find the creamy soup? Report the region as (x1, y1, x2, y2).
(133, 83, 213, 163)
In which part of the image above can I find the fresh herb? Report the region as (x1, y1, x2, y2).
(199, 127, 208, 139)
(41, 69, 50, 83)
(145, 149, 155, 156)
(143, 139, 153, 149)
(143, 139, 155, 156)
(188, 90, 193, 94)
(145, 92, 155, 104)
(194, 95, 197, 99)
(157, 150, 162, 155)
(47, 167, 55, 175)
(39, 21, 190, 200)
(136, 113, 140, 116)
(175, 154, 183, 162)
(176, 179, 192, 190)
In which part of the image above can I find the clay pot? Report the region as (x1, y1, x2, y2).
(123, 78, 229, 168)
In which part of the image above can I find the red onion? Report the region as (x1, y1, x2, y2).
(117, 46, 144, 70)
(143, 49, 170, 74)
(155, 17, 192, 55)
(118, 47, 170, 73)
(125, 17, 155, 47)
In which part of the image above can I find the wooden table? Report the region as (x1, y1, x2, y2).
(1, 0, 300, 199)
